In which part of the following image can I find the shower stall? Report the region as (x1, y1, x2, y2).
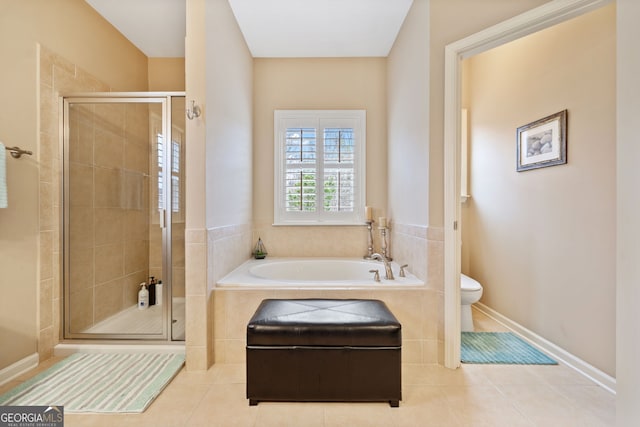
(62, 93, 186, 341)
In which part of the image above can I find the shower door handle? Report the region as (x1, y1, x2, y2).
(159, 208, 166, 229)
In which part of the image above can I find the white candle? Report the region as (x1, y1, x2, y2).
(379, 217, 387, 228)
(365, 206, 373, 221)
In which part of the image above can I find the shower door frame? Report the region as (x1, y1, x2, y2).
(61, 92, 185, 341)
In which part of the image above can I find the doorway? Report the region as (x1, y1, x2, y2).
(442, 0, 611, 368)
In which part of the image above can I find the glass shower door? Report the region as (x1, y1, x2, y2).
(63, 94, 185, 340)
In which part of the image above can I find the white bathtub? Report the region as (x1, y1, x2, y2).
(217, 257, 424, 288)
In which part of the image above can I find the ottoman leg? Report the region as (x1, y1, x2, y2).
(389, 400, 399, 407)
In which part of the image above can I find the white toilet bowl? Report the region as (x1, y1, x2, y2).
(461, 274, 483, 332)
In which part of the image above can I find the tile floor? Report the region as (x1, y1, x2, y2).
(0, 308, 615, 426)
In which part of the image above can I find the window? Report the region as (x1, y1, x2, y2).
(152, 114, 185, 224)
(274, 110, 366, 225)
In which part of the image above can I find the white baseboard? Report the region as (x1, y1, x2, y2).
(0, 353, 39, 387)
(473, 303, 616, 394)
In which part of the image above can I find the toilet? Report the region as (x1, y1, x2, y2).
(460, 274, 483, 332)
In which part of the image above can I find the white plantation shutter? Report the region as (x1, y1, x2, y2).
(274, 110, 366, 225)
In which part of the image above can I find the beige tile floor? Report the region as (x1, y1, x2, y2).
(0, 308, 615, 426)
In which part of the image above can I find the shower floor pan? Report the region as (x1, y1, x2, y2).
(81, 297, 185, 340)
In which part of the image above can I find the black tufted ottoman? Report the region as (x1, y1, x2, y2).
(246, 298, 402, 407)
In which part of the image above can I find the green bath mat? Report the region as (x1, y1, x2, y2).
(461, 332, 558, 365)
(0, 352, 185, 413)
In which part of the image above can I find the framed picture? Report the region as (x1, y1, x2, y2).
(516, 110, 567, 172)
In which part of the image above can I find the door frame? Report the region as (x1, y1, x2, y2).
(442, 0, 613, 368)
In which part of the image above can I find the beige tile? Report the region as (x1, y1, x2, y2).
(138, 382, 211, 427)
(526, 363, 596, 386)
(38, 326, 55, 361)
(442, 385, 534, 426)
(498, 384, 598, 426)
(186, 295, 207, 347)
(94, 128, 124, 169)
(95, 243, 124, 284)
(397, 385, 462, 427)
(94, 167, 122, 208)
(402, 340, 423, 364)
(422, 339, 440, 364)
(40, 181, 54, 231)
(187, 383, 258, 427)
(224, 290, 272, 339)
(69, 206, 94, 250)
(69, 163, 93, 207)
(256, 403, 324, 427)
(185, 243, 207, 296)
(323, 402, 399, 427)
(68, 105, 95, 165)
(124, 239, 148, 275)
(185, 346, 209, 371)
(403, 363, 488, 386)
(9, 359, 615, 427)
(94, 278, 124, 322)
(69, 246, 94, 292)
(224, 339, 246, 364)
(475, 364, 549, 386)
(39, 279, 53, 329)
(373, 290, 424, 340)
(124, 142, 150, 174)
(68, 287, 94, 332)
(95, 208, 123, 246)
(551, 384, 615, 426)
(40, 231, 54, 281)
(211, 363, 245, 384)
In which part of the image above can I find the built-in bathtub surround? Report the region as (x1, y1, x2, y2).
(214, 257, 439, 365)
(185, 228, 208, 370)
(391, 223, 444, 291)
(252, 223, 372, 258)
(207, 224, 253, 288)
(184, 223, 252, 370)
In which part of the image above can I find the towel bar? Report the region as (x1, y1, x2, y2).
(4, 146, 33, 159)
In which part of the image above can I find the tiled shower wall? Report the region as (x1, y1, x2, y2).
(38, 46, 156, 354)
(39, 45, 111, 358)
(66, 102, 150, 332)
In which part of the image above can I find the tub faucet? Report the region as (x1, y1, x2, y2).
(371, 253, 394, 280)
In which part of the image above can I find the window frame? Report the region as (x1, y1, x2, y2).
(274, 110, 366, 226)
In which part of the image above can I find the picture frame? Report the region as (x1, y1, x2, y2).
(516, 110, 567, 172)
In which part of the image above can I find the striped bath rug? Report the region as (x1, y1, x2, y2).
(0, 352, 185, 413)
(461, 332, 557, 364)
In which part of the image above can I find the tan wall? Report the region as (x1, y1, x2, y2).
(184, 0, 254, 370)
(428, 0, 549, 227)
(0, 0, 147, 371)
(386, 0, 435, 287)
(462, 5, 616, 375)
(205, 3, 253, 229)
(387, 0, 429, 228)
(617, 0, 640, 419)
(148, 58, 185, 92)
(252, 58, 386, 256)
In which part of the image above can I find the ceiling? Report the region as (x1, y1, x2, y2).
(84, 0, 414, 58)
